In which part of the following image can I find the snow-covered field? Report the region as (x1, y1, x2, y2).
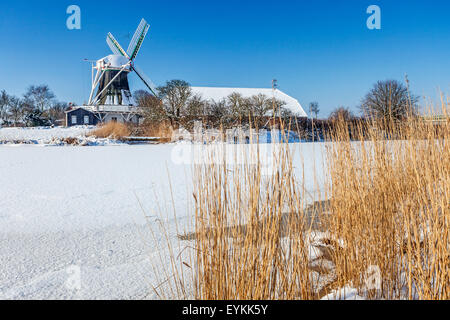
(0, 138, 331, 299)
(0, 126, 90, 141)
(0, 126, 123, 146)
(0, 144, 195, 299)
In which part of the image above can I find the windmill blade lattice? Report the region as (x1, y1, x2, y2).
(132, 64, 157, 96)
(106, 33, 129, 59)
(127, 19, 150, 61)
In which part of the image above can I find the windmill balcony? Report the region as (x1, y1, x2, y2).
(92, 105, 142, 113)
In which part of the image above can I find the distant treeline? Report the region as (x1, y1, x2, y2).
(1, 79, 426, 139)
(135, 80, 298, 131)
(0, 85, 67, 127)
(135, 79, 425, 141)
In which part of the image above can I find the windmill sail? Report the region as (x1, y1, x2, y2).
(107, 33, 129, 59)
(90, 18, 158, 107)
(132, 64, 157, 96)
(127, 19, 150, 61)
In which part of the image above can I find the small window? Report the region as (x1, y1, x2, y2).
(71, 115, 77, 125)
(84, 115, 89, 125)
(111, 117, 118, 122)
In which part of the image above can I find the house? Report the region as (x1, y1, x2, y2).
(65, 105, 142, 127)
(65, 107, 99, 126)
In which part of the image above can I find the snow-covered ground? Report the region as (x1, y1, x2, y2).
(0, 126, 91, 141)
(0, 126, 124, 146)
(0, 145, 193, 299)
(0, 142, 331, 299)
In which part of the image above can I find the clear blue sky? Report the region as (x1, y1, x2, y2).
(0, 0, 449, 117)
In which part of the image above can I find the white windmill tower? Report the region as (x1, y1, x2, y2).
(87, 19, 157, 108)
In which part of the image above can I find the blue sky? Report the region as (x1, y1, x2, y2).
(0, 0, 449, 117)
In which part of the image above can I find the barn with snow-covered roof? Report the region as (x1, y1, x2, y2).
(191, 87, 308, 118)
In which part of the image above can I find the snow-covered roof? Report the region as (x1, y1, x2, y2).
(191, 87, 308, 117)
(98, 55, 131, 70)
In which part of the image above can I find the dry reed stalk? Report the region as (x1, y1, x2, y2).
(190, 130, 320, 300)
(165, 105, 448, 300)
(144, 121, 174, 140)
(90, 122, 131, 139)
(324, 105, 449, 300)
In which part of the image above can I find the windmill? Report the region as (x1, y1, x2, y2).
(87, 19, 157, 107)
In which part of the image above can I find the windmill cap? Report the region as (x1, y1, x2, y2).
(97, 55, 131, 69)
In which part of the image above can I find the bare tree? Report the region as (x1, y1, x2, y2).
(247, 94, 272, 128)
(185, 94, 206, 118)
(8, 96, 23, 126)
(279, 106, 293, 120)
(360, 80, 419, 121)
(47, 102, 68, 126)
(134, 90, 166, 124)
(181, 94, 208, 129)
(207, 99, 230, 127)
(227, 93, 250, 122)
(329, 106, 355, 122)
(309, 102, 320, 119)
(24, 85, 55, 112)
(134, 90, 150, 103)
(0, 90, 9, 125)
(248, 94, 270, 117)
(273, 99, 288, 117)
(20, 97, 35, 126)
(157, 80, 192, 126)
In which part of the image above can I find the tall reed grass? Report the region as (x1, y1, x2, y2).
(142, 121, 174, 141)
(192, 139, 317, 299)
(324, 113, 449, 299)
(164, 103, 448, 300)
(90, 122, 131, 139)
